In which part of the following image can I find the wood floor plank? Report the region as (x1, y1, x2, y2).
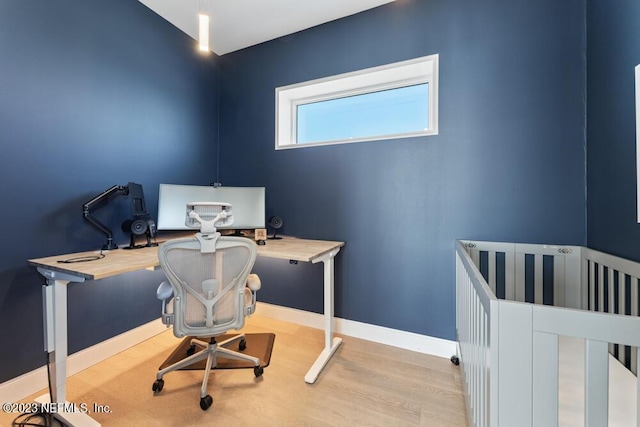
(0, 314, 468, 426)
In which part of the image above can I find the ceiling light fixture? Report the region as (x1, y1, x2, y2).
(198, 14, 210, 52)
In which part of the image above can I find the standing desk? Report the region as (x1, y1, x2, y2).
(28, 236, 344, 427)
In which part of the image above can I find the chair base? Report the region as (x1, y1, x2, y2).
(153, 333, 262, 410)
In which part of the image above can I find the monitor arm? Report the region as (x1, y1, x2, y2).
(82, 184, 130, 250)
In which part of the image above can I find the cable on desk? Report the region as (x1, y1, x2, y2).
(56, 250, 106, 264)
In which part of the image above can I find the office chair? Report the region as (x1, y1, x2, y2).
(152, 202, 263, 410)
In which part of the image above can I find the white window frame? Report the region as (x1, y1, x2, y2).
(275, 53, 439, 150)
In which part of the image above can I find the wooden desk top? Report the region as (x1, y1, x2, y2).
(28, 245, 160, 281)
(256, 237, 344, 263)
(28, 236, 345, 281)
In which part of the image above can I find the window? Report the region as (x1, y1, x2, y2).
(276, 54, 438, 150)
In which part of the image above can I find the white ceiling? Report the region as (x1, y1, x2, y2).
(138, 0, 396, 56)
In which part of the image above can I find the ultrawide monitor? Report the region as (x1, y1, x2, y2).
(157, 184, 265, 231)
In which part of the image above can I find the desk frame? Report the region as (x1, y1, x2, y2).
(38, 269, 94, 426)
(305, 248, 342, 383)
(29, 236, 343, 426)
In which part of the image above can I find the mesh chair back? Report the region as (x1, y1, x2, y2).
(159, 236, 257, 338)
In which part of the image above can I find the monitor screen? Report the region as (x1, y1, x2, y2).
(157, 184, 265, 230)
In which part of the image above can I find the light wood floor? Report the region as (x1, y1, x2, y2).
(1, 315, 468, 426)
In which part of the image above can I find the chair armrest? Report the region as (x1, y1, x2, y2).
(244, 274, 261, 316)
(157, 281, 174, 326)
(157, 280, 173, 301)
(246, 274, 261, 291)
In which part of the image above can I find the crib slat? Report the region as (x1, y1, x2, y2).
(553, 255, 565, 307)
(608, 268, 615, 313)
(488, 251, 496, 295)
(633, 278, 639, 375)
(471, 249, 480, 270)
(480, 310, 487, 427)
(598, 265, 605, 312)
(563, 249, 582, 309)
(585, 339, 609, 427)
(516, 253, 526, 302)
(609, 268, 615, 355)
(617, 272, 627, 367)
(533, 332, 558, 427)
(505, 251, 516, 301)
(633, 277, 639, 318)
(473, 292, 480, 426)
(637, 349, 640, 427)
(535, 255, 543, 304)
(589, 261, 596, 311)
(618, 272, 626, 316)
(499, 302, 533, 427)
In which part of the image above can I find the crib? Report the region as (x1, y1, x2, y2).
(455, 240, 640, 427)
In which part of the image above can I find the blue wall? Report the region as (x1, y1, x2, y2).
(586, 0, 640, 260)
(0, 0, 219, 382)
(0, 0, 594, 386)
(218, 0, 587, 340)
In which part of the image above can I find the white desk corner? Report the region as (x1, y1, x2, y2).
(256, 236, 345, 384)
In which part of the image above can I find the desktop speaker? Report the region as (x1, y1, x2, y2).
(268, 216, 283, 240)
(121, 217, 157, 249)
(122, 218, 156, 237)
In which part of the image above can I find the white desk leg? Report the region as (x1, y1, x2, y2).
(305, 249, 343, 384)
(38, 268, 100, 427)
(46, 278, 68, 403)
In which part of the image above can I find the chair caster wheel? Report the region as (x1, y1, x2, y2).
(187, 345, 196, 356)
(239, 338, 247, 351)
(254, 365, 264, 377)
(200, 395, 213, 410)
(450, 355, 460, 366)
(152, 379, 164, 393)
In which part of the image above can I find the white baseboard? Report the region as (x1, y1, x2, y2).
(0, 319, 167, 403)
(1, 305, 456, 403)
(255, 302, 456, 359)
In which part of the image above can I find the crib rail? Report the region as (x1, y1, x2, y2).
(462, 240, 582, 308)
(583, 247, 640, 375)
(455, 241, 497, 427)
(455, 240, 640, 427)
(463, 241, 640, 374)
